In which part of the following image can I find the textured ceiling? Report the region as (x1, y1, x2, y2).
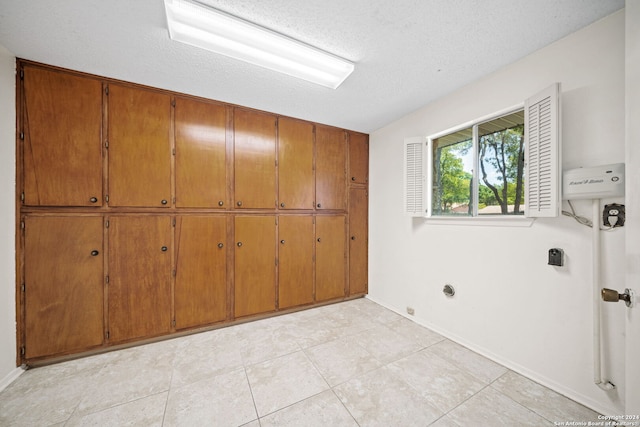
(0, 0, 624, 133)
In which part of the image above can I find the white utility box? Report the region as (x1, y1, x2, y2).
(562, 163, 625, 200)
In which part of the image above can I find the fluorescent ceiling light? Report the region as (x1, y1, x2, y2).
(164, 0, 355, 89)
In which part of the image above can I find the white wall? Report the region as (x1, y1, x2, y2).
(369, 10, 626, 415)
(0, 44, 18, 387)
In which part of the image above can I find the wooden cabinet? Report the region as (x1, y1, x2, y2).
(234, 216, 276, 317)
(22, 66, 103, 207)
(348, 132, 369, 185)
(278, 215, 313, 309)
(108, 216, 172, 343)
(234, 109, 276, 209)
(108, 85, 171, 207)
(175, 216, 228, 329)
(349, 188, 368, 295)
(175, 98, 228, 208)
(316, 126, 347, 210)
(315, 215, 346, 302)
(17, 61, 369, 363)
(23, 216, 104, 359)
(277, 118, 314, 210)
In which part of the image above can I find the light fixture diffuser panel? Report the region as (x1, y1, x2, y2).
(164, 0, 354, 89)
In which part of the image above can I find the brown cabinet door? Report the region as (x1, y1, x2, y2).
(108, 85, 171, 207)
(278, 215, 313, 309)
(234, 216, 276, 317)
(316, 126, 346, 210)
(22, 67, 103, 206)
(108, 216, 172, 343)
(24, 216, 104, 359)
(175, 216, 227, 329)
(278, 118, 314, 210)
(175, 98, 227, 208)
(234, 109, 276, 209)
(348, 132, 369, 185)
(349, 189, 368, 295)
(315, 215, 346, 302)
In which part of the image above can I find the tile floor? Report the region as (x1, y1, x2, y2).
(0, 298, 600, 426)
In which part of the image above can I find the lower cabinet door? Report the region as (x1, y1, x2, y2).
(24, 215, 104, 359)
(234, 216, 276, 317)
(278, 215, 313, 309)
(175, 216, 227, 329)
(108, 216, 172, 343)
(315, 215, 346, 302)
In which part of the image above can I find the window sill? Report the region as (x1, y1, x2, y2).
(423, 216, 536, 227)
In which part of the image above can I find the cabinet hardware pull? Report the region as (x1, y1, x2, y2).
(218, 243, 224, 248)
(351, 236, 356, 240)
(280, 239, 285, 244)
(90, 197, 98, 203)
(90, 250, 99, 256)
(317, 238, 321, 243)
(161, 246, 168, 251)
(218, 200, 224, 206)
(280, 202, 285, 208)
(237, 242, 243, 247)
(351, 177, 356, 181)
(161, 199, 168, 205)
(237, 201, 242, 207)
(317, 203, 321, 208)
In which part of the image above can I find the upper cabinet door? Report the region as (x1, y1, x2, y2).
(22, 67, 103, 207)
(277, 118, 314, 210)
(316, 126, 347, 210)
(175, 98, 228, 208)
(108, 85, 171, 207)
(234, 108, 276, 209)
(348, 132, 369, 185)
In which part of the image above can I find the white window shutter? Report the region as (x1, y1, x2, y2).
(404, 137, 426, 216)
(525, 83, 561, 218)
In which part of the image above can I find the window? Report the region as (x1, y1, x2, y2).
(404, 83, 561, 220)
(431, 111, 525, 216)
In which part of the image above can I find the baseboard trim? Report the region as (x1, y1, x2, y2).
(0, 366, 25, 393)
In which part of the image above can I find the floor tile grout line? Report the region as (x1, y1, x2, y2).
(242, 366, 261, 425)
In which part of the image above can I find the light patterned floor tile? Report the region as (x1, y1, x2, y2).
(64, 391, 167, 427)
(491, 371, 601, 423)
(305, 337, 382, 386)
(388, 349, 486, 412)
(427, 339, 508, 383)
(334, 366, 442, 427)
(260, 390, 358, 427)
(387, 316, 446, 348)
(246, 350, 329, 417)
(351, 324, 424, 364)
(163, 368, 257, 427)
(447, 386, 553, 426)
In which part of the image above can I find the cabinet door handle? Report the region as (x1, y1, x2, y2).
(161, 199, 168, 205)
(237, 242, 243, 247)
(317, 238, 321, 243)
(218, 200, 224, 206)
(280, 202, 285, 208)
(90, 197, 98, 203)
(280, 239, 285, 244)
(90, 250, 99, 256)
(237, 201, 242, 207)
(161, 246, 168, 252)
(351, 236, 356, 240)
(218, 243, 224, 249)
(351, 177, 356, 181)
(316, 203, 321, 208)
